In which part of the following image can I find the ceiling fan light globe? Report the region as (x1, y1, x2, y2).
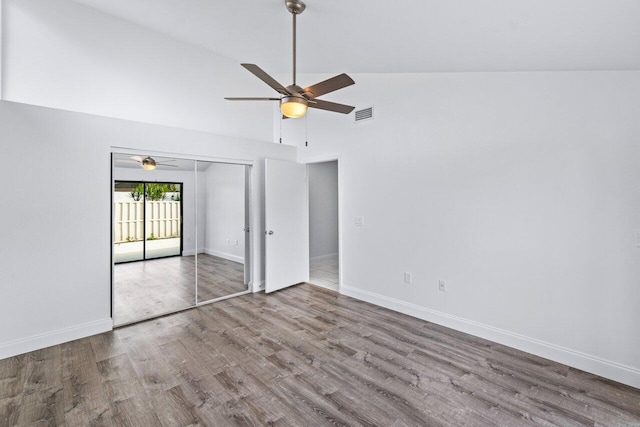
(142, 157, 157, 171)
(281, 96, 308, 118)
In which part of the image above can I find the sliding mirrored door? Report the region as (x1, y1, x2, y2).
(112, 153, 196, 326)
(196, 161, 251, 303)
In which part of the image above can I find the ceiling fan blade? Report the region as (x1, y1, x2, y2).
(156, 163, 178, 167)
(131, 156, 144, 162)
(114, 159, 140, 164)
(225, 97, 281, 101)
(308, 99, 355, 114)
(303, 74, 355, 99)
(241, 64, 291, 96)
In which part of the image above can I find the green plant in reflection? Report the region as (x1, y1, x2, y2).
(128, 183, 181, 201)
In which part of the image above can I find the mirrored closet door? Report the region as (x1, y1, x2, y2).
(112, 154, 196, 326)
(112, 154, 251, 326)
(195, 161, 251, 303)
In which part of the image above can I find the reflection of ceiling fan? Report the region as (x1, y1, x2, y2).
(225, 0, 355, 119)
(114, 156, 177, 171)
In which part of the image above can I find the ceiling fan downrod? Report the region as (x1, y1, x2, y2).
(286, 0, 305, 86)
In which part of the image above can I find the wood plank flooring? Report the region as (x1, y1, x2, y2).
(2, 284, 639, 426)
(114, 254, 246, 325)
(196, 254, 246, 303)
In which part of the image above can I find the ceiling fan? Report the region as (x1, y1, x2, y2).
(225, 0, 355, 119)
(114, 156, 177, 171)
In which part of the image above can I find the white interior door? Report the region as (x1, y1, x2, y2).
(265, 159, 309, 293)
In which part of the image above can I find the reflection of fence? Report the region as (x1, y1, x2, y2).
(114, 201, 181, 243)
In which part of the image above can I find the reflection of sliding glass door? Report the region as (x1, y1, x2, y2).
(145, 182, 182, 259)
(113, 181, 183, 263)
(114, 181, 144, 263)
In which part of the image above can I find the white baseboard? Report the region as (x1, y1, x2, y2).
(183, 247, 206, 256)
(341, 285, 640, 389)
(253, 280, 265, 293)
(0, 318, 113, 360)
(204, 248, 244, 264)
(310, 253, 338, 264)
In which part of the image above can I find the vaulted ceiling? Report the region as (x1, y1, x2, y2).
(70, 0, 640, 75)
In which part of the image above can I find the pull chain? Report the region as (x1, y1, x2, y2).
(305, 112, 308, 147)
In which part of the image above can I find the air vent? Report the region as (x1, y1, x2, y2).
(354, 106, 373, 123)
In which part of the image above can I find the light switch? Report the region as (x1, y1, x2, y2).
(355, 216, 365, 227)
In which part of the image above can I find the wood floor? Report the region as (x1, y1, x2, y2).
(114, 254, 246, 325)
(196, 254, 246, 303)
(2, 284, 639, 426)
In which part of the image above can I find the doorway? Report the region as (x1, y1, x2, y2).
(113, 181, 183, 264)
(307, 160, 339, 291)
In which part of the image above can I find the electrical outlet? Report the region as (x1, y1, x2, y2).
(226, 238, 230, 245)
(404, 272, 412, 284)
(259, 283, 265, 290)
(235, 240, 239, 246)
(439, 280, 447, 292)
(355, 216, 365, 227)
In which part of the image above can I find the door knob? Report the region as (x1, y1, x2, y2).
(244, 227, 250, 232)
(266, 230, 274, 235)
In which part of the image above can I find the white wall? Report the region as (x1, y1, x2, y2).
(1, 0, 277, 142)
(309, 161, 339, 261)
(0, 0, 4, 100)
(292, 70, 640, 388)
(203, 163, 246, 263)
(0, 100, 295, 359)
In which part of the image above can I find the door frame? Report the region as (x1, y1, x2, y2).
(303, 154, 342, 293)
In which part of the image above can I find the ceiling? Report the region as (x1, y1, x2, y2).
(70, 0, 640, 74)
